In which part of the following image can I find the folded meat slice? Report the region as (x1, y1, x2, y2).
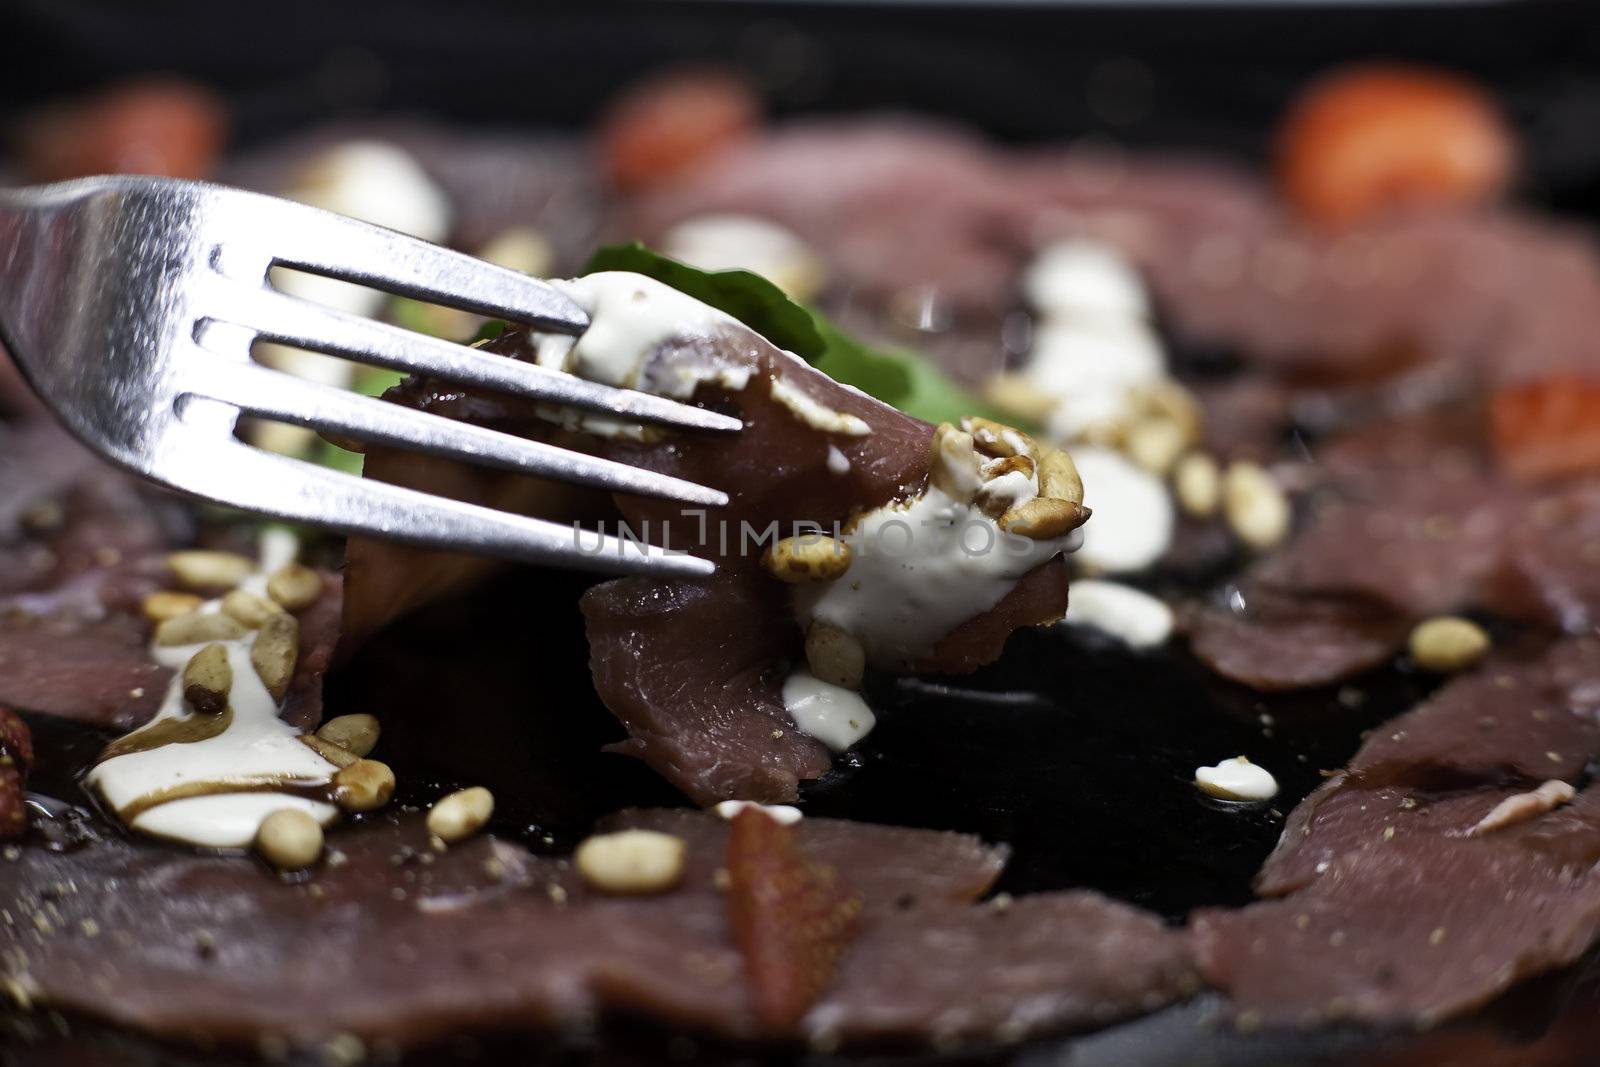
(1192, 787, 1600, 1029)
(349, 272, 1084, 803)
(0, 806, 1194, 1051)
(1193, 637, 1600, 1027)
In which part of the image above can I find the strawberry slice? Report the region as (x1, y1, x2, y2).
(725, 807, 862, 1030)
(1491, 377, 1600, 483)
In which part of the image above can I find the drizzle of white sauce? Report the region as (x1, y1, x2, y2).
(1194, 757, 1278, 802)
(781, 670, 876, 751)
(1070, 447, 1174, 574)
(1024, 239, 1151, 323)
(661, 214, 825, 300)
(769, 378, 871, 436)
(86, 536, 339, 848)
(714, 800, 804, 825)
(826, 445, 851, 475)
(1065, 579, 1173, 648)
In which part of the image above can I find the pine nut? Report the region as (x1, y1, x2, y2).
(315, 714, 379, 758)
(155, 612, 248, 647)
(266, 563, 322, 612)
(805, 621, 866, 690)
(999, 497, 1091, 540)
(221, 589, 284, 628)
(1223, 461, 1291, 551)
(982, 373, 1058, 424)
(427, 787, 494, 844)
(182, 643, 233, 715)
(1125, 418, 1187, 476)
(1037, 447, 1085, 504)
(142, 590, 203, 623)
(298, 735, 357, 769)
(255, 808, 323, 870)
(1173, 452, 1221, 518)
(575, 830, 686, 895)
(762, 535, 852, 583)
(166, 550, 255, 591)
(1409, 616, 1490, 673)
(332, 759, 395, 813)
(963, 417, 1037, 460)
(250, 613, 299, 701)
(929, 423, 982, 503)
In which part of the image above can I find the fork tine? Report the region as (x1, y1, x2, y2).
(217, 287, 741, 434)
(157, 430, 714, 578)
(184, 360, 729, 508)
(234, 192, 592, 332)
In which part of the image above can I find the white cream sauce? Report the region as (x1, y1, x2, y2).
(781, 670, 876, 751)
(713, 800, 804, 825)
(769, 378, 871, 436)
(1065, 579, 1173, 648)
(826, 445, 851, 475)
(798, 477, 1073, 668)
(1070, 447, 1174, 574)
(86, 532, 340, 848)
(1024, 239, 1152, 323)
(1194, 757, 1279, 802)
(661, 214, 825, 301)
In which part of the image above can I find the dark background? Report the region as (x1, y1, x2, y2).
(4, 0, 1600, 209)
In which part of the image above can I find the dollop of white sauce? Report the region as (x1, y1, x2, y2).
(86, 535, 340, 848)
(714, 800, 804, 825)
(781, 670, 876, 751)
(1065, 579, 1173, 648)
(661, 214, 825, 300)
(826, 445, 851, 475)
(798, 477, 1074, 668)
(1070, 447, 1174, 574)
(1024, 239, 1151, 323)
(1194, 757, 1278, 802)
(1016, 240, 1175, 445)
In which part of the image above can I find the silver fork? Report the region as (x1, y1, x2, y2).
(0, 176, 739, 578)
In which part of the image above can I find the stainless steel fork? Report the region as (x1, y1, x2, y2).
(0, 176, 739, 577)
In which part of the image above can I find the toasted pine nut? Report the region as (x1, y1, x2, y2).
(1409, 616, 1491, 673)
(762, 535, 852, 583)
(982, 373, 1059, 424)
(266, 563, 322, 612)
(155, 612, 249, 647)
(315, 714, 380, 758)
(221, 589, 284, 628)
(1037, 448, 1084, 504)
(575, 830, 686, 895)
(142, 590, 203, 623)
(332, 759, 395, 813)
(166, 550, 255, 591)
(298, 734, 357, 769)
(183, 643, 233, 715)
(929, 423, 982, 503)
(805, 621, 866, 690)
(1222, 461, 1291, 551)
(427, 786, 494, 844)
(250, 614, 299, 702)
(963, 417, 1037, 460)
(1125, 418, 1187, 476)
(980, 454, 1036, 483)
(999, 497, 1091, 540)
(256, 808, 323, 870)
(1172, 452, 1221, 518)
